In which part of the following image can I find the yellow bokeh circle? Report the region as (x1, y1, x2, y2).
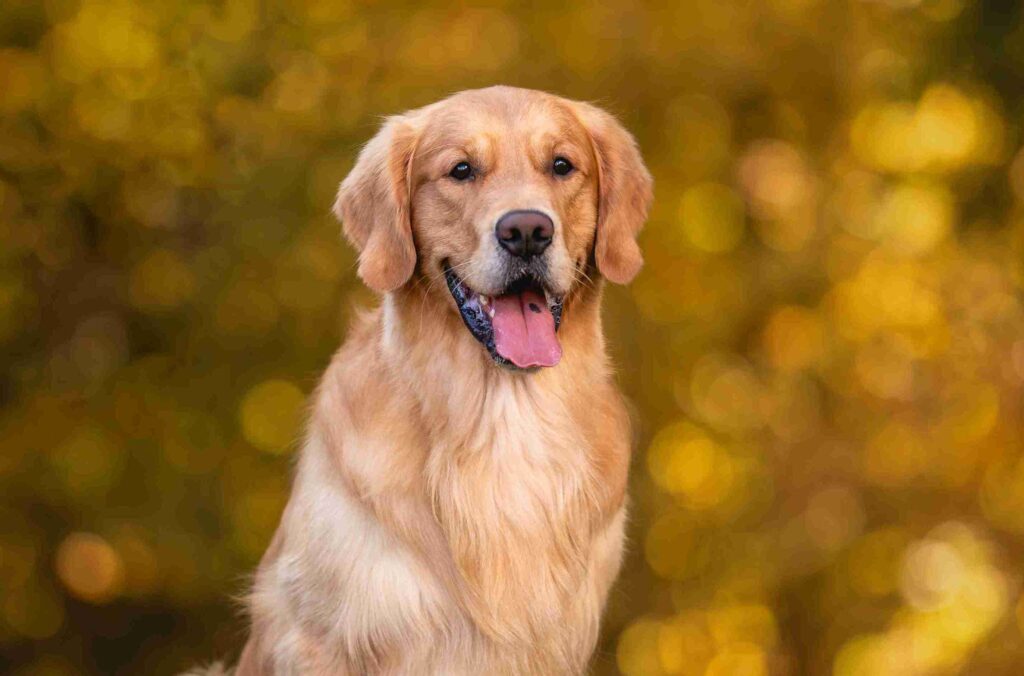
(54, 532, 124, 604)
(238, 379, 306, 454)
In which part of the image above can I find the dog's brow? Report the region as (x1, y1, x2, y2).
(421, 133, 496, 164)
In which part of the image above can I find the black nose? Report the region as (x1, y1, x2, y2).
(495, 210, 554, 259)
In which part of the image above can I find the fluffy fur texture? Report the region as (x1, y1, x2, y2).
(181, 664, 233, 676)
(206, 86, 652, 675)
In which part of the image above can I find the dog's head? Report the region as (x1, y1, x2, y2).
(334, 86, 652, 370)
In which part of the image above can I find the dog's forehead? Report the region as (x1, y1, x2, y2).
(421, 89, 585, 149)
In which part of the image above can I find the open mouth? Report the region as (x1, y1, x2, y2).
(443, 262, 564, 370)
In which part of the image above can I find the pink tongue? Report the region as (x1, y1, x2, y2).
(491, 289, 561, 368)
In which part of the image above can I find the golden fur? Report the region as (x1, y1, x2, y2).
(214, 86, 652, 675)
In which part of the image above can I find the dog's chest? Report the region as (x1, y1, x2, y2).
(429, 381, 595, 536)
(425, 383, 606, 656)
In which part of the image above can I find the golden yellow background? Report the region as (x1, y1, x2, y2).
(3, 0, 1024, 674)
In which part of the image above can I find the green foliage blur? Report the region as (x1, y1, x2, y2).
(3, 0, 1024, 674)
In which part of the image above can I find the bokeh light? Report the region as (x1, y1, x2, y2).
(54, 532, 124, 604)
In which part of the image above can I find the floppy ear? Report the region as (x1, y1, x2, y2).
(573, 102, 653, 284)
(334, 115, 419, 292)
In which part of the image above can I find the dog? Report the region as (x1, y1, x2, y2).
(208, 86, 652, 675)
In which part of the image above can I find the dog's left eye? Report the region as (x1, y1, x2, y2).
(552, 156, 575, 176)
(449, 161, 474, 181)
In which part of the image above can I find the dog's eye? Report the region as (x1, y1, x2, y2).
(552, 156, 574, 176)
(449, 161, 474, 181)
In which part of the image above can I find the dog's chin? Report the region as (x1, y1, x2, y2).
(443, 262, 565, 372)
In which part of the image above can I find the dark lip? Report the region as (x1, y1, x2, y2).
(443, 261, 564, 370)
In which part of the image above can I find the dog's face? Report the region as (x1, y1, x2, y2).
(335, 87, 652, 370)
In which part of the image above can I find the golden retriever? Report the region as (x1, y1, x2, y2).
(199, 85, 652, 675)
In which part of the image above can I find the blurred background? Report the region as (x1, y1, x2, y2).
(2, 0, 1024, 674)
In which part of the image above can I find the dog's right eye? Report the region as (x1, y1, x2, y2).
(449, 162, 474, 181)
